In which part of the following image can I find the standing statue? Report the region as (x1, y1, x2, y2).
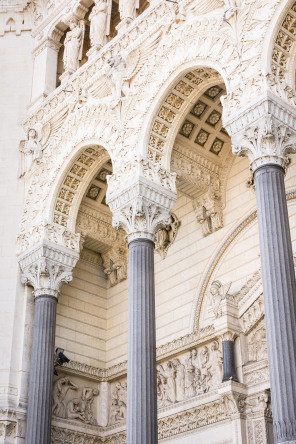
(89, 0, 111, 49)
(172, 358, 185, 402)
(209, 280, 232, 318)
(208, 341, 223, 385)
(119, 0, 139, 21)
(184, 351, 196, 398)
(164, 361, 176, 403)
(63, 18, 85, 74)
(52, 377, 78, 418)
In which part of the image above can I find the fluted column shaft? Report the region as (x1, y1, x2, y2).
(127, 238, 158, 444)
(26, 295, 57, 444)
(222, 341, 238, 383)
(254, 164, 296, 443)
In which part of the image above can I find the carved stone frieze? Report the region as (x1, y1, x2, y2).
(240, 294, 264, 334)
(243, 360, 269, 387)
(247, 319, 268, 363)
(235, 269, 261, 305)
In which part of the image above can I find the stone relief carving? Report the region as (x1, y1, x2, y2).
(240, 294, 264, 334)
(235, 270, 261, 304)
(102, 247, 128, 286)
(108, 382, 127, 425)
(119, 0, 138, 21)
(53, 379, 99, 425)
(63, 17, 85, 74)
(19, 127, 46, 176)
(247, 320, 268, 363)
(155, 213, 180, 259)
(52, 377, 78, 418)
(193, 188, 223, 237)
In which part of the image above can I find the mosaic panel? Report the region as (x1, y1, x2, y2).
(175, 80, 194, 96)
(210, 138, 224, 155)
(179, 120, 195, 138)
(195, 129, 210, 147)
(158, 106, 176, 123)
(165, 93, 184, 110)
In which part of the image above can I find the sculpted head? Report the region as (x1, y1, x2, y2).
(210, 280, 222, 295)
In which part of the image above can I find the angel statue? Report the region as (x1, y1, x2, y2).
(119, 0, 139, 21)
(209, 280, 232, 318)
(63, 17, 85, 74)
(89, 0, 111, 49)
(87, 30, 162, 108)
(19, 128, 43, 177)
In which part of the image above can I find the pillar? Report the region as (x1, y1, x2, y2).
(107, 166, 177, 444)
(127, 239, 158, 444)
(229, 108, 296, 444)
(222, 339, 238, 383)
(25, 295, 57, 444)
(254, 163, 296, 443)
(19, 241, 78, 444)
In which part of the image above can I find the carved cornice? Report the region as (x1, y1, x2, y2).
(107, 168, 177, 242)
(18, 242, 79, 298)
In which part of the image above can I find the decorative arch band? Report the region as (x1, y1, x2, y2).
(194, 190, 296, 330)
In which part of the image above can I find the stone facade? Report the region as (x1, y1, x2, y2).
(2, 0, 296, 443)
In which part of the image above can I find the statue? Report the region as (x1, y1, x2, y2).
(184, 351, 196, 398)
(52, 377, 78, 418)
(63, 18, 85, 74)
(108, 382, 127, 425)
(208, 341, 223, 385)
(172, 358, 185, 402)
(107, 55, 128, 106)
(209, 280, 232, 318)
(119, 0, 139, 21)
(67, 398, 88, 422)
(89, 0, 111, 49)
(164, 361, 176, 403)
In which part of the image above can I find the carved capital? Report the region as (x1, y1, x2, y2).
(107, 162, 177, 243)
(231, 114, 296, 171)
(18, 243, 79, 298)
(220, 330, 238, 342)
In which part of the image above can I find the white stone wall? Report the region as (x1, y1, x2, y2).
(0, 30, 33, 408)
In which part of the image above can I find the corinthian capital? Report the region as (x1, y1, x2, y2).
(19, 243, 79, 298)
(107, 160, 177, 243)
(231, 114, 296, 171)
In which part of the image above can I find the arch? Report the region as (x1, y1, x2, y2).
(18, 111, 122, 254)
(140, 63, 227, 170)
(191, 188, 296, 332)
(263, 0, 296, 87)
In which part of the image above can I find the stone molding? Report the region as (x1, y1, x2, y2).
(107, 174, 177, 243)
(18, 242, 79, 298)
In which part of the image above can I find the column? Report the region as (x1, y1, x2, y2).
(19, 245, 77, 444)
(222, 335, 238, 383)
(230, 110, 296, 444)
(25, 295, 57, 444)
(254, 163, 296, 443)
(107, 164, 177, 444)
(127, 238, 157, 444)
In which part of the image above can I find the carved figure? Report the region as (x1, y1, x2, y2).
(172, 358, 185, 402)
(119, 0, 138, 20)
(209, 280, 232, 318)
(184, 352, 196, 398)
(89, 0, 111, 48)
(63, 18, 85, 73)
(248, 325, 268, 361)
(164, 361, 176, 403)
(20, 128, 44, 176)
(200, 346, 212, 391)
(67, 398, 88, 422)
(208, 341, 223, 385)
(52, 377, 78, 417)
(109, 382, 127, 425)
(80, 387, 99, 425)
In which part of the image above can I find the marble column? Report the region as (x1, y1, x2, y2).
(19, 252, 76, 444)
(25, 295, 57, 444)
(229, 108, 296, 443)
(222, 340, 238, 383)
(127, 238, 158, 444)
(254, 163, 296, 443)
(107, 166, 177, 444)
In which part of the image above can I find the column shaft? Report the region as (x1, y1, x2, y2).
(222, 341, 238, 382)
(254, 165, 296, 443)
(127, 239, 158, 444)
(26, 295, 57, 444)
